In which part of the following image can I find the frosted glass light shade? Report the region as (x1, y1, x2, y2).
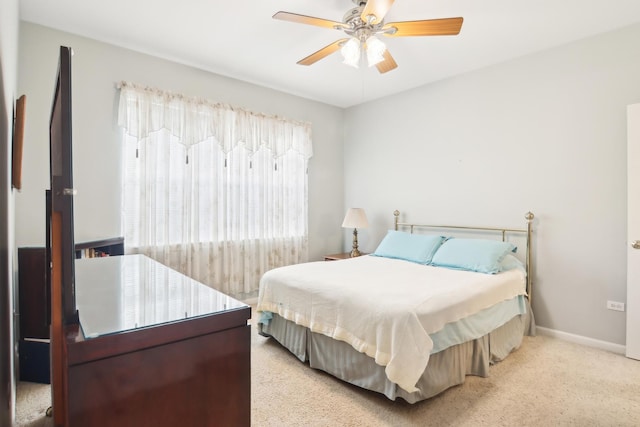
(342, 208, 369, 229)
(341, 38, 361, 68)
(366, 36, 386, 67)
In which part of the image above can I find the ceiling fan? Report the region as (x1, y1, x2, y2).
(273, 0, 463, 74)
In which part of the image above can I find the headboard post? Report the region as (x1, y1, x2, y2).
(394, 210, 400, 231)
(525, 211, 534, 303)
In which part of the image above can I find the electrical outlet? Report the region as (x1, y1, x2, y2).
(607, 300, 625, 312)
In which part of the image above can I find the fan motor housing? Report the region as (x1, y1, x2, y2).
(343, 6, 364, 25)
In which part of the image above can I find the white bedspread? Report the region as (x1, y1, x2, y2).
(257, 255, 526, 393)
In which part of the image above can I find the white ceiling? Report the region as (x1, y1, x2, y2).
(19, 0, 640, 108)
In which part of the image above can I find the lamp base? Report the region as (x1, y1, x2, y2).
(350, 228, 361, 257)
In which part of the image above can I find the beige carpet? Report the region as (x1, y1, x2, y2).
(15, 312, 640, 427)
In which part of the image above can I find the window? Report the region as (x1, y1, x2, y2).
(118, 82, 312, 298)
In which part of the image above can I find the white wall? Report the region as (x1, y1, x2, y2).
(17, 20, 640, 347)
(0, 0, 19, 423)
(345, 23, 640, 346)
(16, 22, 345, 262)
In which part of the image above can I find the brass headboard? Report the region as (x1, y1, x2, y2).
(393, 210, 535, 304)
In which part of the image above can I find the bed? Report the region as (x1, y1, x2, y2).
(257, 211, 536, 403)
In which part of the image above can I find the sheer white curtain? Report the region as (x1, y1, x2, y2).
(117, 82, 312, 298)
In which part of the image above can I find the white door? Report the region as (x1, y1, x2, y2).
(627, 104, 640, 360)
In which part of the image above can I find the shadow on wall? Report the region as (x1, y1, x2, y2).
(0, 60, 16, 427)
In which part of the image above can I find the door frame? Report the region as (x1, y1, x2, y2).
(627, 103, 640, 360)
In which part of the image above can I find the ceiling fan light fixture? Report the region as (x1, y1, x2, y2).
(274, 1, 462, 74)
(365, 36, 386, 67)
(341, 37, 360, 68)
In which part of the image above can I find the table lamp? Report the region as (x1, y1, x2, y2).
(342, 208, 369, 257)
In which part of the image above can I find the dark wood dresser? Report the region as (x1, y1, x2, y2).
(61, 254, 251, 426)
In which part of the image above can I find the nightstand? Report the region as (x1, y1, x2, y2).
(324, 252, 367, 261)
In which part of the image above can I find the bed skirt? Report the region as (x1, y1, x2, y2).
(258, 302, 535, 403)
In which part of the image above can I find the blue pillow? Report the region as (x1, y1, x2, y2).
(372, 230, 446, 264)
(431, 238, 517, 274)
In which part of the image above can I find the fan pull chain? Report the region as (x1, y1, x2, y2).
(361, 61, 366, 103)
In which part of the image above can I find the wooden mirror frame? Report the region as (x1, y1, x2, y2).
(12, 94, 26, 190)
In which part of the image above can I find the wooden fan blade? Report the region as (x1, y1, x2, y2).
(375, 50, 398, 74)
(361, 0, 395, 25)
(297, 39, 349, 66)
(273, 11, 344, 30)
(383, 17, 463, 37)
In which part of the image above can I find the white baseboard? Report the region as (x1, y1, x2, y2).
(536, 326, 626, 355)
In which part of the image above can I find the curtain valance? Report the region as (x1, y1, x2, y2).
(117, 81, 313, 160)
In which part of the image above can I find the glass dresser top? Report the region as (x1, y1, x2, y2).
(74, 254, 248, 339)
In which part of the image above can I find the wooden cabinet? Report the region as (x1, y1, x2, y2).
(62, 255, 251, 426)
(74, 236, 124, 258)
(17, 237, 124, 340)
(324, 252, 352, 261)
(324, 252, 368, 261)
(65, 313, 250, 426)
(18, 248, 49, 340)
(17, 238, 125, 383)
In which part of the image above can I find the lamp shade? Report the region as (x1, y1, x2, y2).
(342, 208, 369, 229)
